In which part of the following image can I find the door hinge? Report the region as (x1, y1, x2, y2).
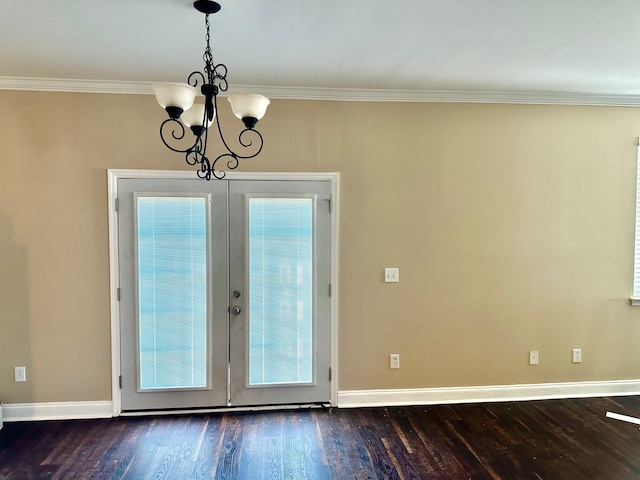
(328, 283, 332, 297)
(329, 367, 332, 382)
(119, 375, 122, 389)
(328, 198, 333, 213)
(115, 198, 119, 212)
(117, 287, 121, 301)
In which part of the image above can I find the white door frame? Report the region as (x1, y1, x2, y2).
(107, 169, 340, 416)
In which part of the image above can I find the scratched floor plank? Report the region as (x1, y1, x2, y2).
(2, 397, 640, 479)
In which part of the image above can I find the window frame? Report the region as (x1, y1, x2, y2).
(631, 140, 640, 305)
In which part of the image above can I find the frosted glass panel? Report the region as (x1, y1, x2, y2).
(137, 197, 208, 390)
(248, 198, 313, 385)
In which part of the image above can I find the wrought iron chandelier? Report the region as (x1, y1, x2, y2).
(152, 0, 270, 180)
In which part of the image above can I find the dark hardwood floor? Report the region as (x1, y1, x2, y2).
(2, 396, 640, 479)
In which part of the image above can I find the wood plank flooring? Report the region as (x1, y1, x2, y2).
(2, 396, 640, 479)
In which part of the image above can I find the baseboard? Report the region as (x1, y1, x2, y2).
(3, 381, 639, 421)
(2, 401, 113, 422)
(337, 380, 640, 408)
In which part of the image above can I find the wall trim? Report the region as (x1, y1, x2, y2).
(3, 76, 640, 106)
(337, 380, 640, 408)
(2, 401, 113, 422)
(3, 380, 638, 421)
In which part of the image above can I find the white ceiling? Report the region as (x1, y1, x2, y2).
(2, 0, 640, 103)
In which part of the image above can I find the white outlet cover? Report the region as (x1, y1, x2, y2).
(14, 366, 26, 382)
(572, 348, 582, 363)
(384, 268, 399, 283)
(390, 354, 400, 369)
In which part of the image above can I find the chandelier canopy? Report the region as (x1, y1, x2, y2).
(153, 1, 269, 180)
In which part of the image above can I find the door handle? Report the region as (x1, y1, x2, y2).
(231, 305, 241, 315)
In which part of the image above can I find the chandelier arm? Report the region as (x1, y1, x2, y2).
(201, 106, 212, 162)
(187, 71, 207, 89)
(211, 94, 265, 161)
(213, 64, 228, 92)
(212, 93, 235, 155)
(211, 162, 227, 180)
(201, 105, 210, 150)
(210, 152, 237, 177)
(194, 153, 227, 180)
(226, 154, 239, 171)
(195, 107, 232, 180)
(159, 118, 199, 154)
(197, 156, 213, 181)
(237, 128, 264, 159)
(184, 138, 204, 166)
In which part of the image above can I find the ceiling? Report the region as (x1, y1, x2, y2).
(2, 0, 640, 103)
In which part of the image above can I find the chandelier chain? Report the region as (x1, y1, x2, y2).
(204, 14, 214, 84)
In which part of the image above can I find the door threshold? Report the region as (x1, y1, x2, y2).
(119, 402, 331, 417)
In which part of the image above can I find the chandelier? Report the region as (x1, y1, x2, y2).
(152, 0, 270, 180)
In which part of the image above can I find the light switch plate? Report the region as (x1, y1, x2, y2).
(384, 268, 399, 283)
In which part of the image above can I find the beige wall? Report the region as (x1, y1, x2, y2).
(1, 89, 640, 404)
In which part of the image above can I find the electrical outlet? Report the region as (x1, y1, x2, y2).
(14, 366, 26, 382)
(390, 354, 400, 369)
(384, 268, 399, 283)
(529, 350, 539, 365)
(572, 348, 582, 364)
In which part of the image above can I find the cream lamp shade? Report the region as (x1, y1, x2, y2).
(228, 94, 270, 127)
(152, 83, 198, 117)
(181, 103, 215, 128)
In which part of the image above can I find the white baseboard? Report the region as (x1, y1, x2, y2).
(2, 401, 113, 422)
(3, 381, 639, 421)
(337, 380, 640, 408)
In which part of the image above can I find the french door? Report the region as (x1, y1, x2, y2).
(116, 176, 332, 411)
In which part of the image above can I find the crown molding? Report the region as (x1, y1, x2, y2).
(239, 85, 640, 106)
(2, 76, 640, 106)
(0, 76, 150, 95)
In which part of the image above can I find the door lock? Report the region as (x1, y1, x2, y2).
(233, 290, 241, 298)
(231, 305, 242, 315)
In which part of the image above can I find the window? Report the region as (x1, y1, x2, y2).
(136, 196, 208, 389)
